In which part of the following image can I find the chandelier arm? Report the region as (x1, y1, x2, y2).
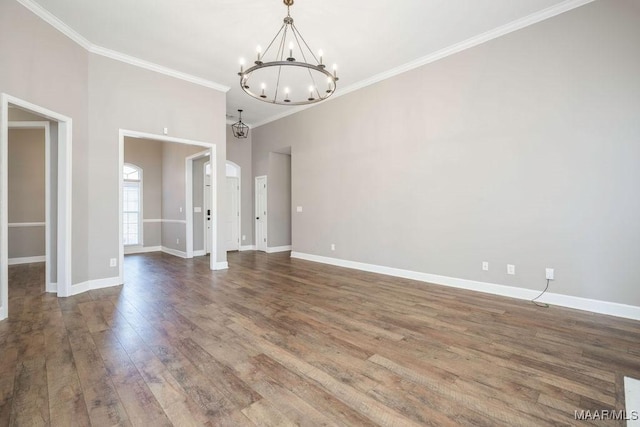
(274, 64, 284, 103)
(278, 25, 289, 61)
(262, 23, 286, 58)
(291, 23, 320, 64)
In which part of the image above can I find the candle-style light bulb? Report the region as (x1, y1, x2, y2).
(318, 49, 324, 66)
(284, 87, 290, 103)
(260, 83, 266, 98)
(256, 45, 262, 63)
(238, 58, 245, 74)
(332, 64, 338, 79)
(326, 77, 332, 93)
(308, 85, 315, 101)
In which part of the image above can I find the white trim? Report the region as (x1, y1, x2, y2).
(14, 0, 92, 50)
(90, 46, 229, 92)
(252, 0, 596, 128)
(120, 129, 218, 285)
(124, 245, 161, 255)
(214, 262, 228, 270)
(290, 252, 640, 322)
(142, 219, 162, 223)
(625, 377, 640, 426)
(161, 219, 187, 224)
(48, 282, 57, 293)
(193, 249, 206, 257)
(7, 222, 45, 228)
(2, 94, 73, 319)
(255, 176, 267, 252)
(71, 276, 121, 296)
(226, 161, 242, 252)
(14, 0, 229, 93)
(240, 245, 256, 251)
(161, 246, 187, 259)
(266, 245, 292, 254)
(185, 149, 210, 259)
(8, 256, 45, 265)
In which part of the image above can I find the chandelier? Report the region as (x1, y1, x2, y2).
(238, 0, 339, 106)
(231, 110, 249, 139)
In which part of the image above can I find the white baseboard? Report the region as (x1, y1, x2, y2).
(266, 245, 292, 254)
(125, 245, 161, 255)
(161, 246, 187, 259)
(193, 250, 206, 257)
(240, 245, 256, 251)
(71, 276, 122, 296)
(290, 252, 640, 321)
(214, 261, 228, 270)
(8, 255, 45, 265)
(46, 282, 57, 293)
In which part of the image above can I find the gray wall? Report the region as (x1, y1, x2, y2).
(124, 137, 162, 247)
(252, 0, 640, 306)
(226, 126, 253, 246)
(267, 152, 291, 248)
(1, 0, 228, 289)
(1, 0, 90, 284)
(7, 128, 45, 258)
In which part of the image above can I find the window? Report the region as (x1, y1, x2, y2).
(123, 164, 142, 246)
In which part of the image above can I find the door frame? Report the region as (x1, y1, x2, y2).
(185, 149, 210, 258)
(1, 93, 73, 320)
(226, 161, 241, 251)
(119, 130, 218, 284)
(255, 175, 267, 252)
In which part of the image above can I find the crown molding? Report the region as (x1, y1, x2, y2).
(252, 0, 595, 128)
(90, 46, 229, 92)
(14, 0, 229, 93)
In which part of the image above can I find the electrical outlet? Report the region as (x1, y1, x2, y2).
(176, 238, 180, 244)
(482, 261, 489, 271)
(242, 235, 246, 241)
(179, 207, 183, 213)
(109, 258, 117, 267)
(296, 206, 303, 212)
(507, 264, 515, 275)
(163, 127, 168, 135)
(546, 268, 554, 280)
(331, 243, 335, 251)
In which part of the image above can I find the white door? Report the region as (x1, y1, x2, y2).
(225, 176, 239, 251)
(204, 162, 212, 254)
(255, 176, 267, 252)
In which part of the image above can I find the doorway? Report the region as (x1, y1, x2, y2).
(1, 94, 73, 320)
(119, 130, 219, 285)
(255, 176, 267, 252)
(225, 161, 241, 251)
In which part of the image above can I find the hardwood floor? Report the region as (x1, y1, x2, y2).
(1, 251, 639, 426)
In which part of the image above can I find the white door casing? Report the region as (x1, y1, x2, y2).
(204, 161, 212, 254)
(255, 176, 267, 252)
(1, 94, 73, 321)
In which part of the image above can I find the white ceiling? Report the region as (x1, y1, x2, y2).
(28, 0, 583, 126)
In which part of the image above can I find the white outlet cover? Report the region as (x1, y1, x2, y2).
(194, 207, 202, 213)
(296, 206, 303, 212)
(482, 262, 489, 271)
(109, 258, 117, 267)
(545, 268, 555, 280)
(507, 264, 515, 275)
(331, 244, 335, 251)
(242, 235, 246, 241)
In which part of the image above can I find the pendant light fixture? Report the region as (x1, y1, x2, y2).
(231, 109, 249, 139)
(237, 0, 339, 106)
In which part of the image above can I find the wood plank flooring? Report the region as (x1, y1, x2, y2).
(1, 251, 639, 426)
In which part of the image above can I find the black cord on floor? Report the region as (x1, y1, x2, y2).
(532, 279, 550, 308)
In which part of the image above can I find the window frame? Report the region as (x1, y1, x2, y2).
(123, 163, 143, 247)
